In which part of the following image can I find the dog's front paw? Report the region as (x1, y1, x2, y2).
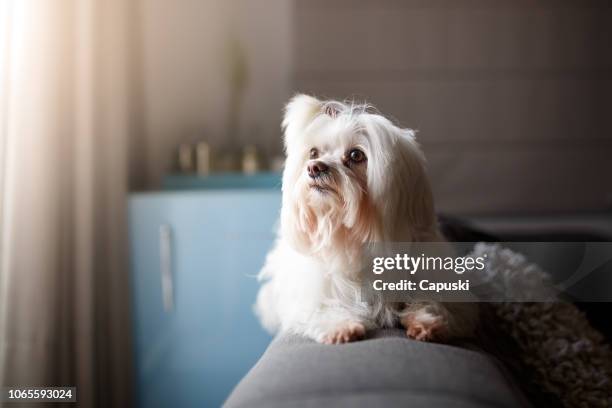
(322, 322, 366, 345)
(401, 312, 448, 342)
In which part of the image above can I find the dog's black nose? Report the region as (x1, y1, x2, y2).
(307, 161, 329, 178)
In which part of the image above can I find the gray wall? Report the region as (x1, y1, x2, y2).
(293, 0, 612, 214)
(132, 0, 611, 215)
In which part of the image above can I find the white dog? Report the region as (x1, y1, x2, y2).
(255, 94, 476, 344)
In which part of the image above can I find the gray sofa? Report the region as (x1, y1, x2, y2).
(225, 329, 532, 408)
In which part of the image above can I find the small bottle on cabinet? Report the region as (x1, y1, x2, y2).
(177, 143, 195, 173)
(196, 142, 211, 176)
(242, 145, 259, 175)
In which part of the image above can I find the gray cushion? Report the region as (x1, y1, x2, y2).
(225, 329, 531, 408)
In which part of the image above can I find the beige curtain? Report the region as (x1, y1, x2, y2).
(0, 1, 133, 406)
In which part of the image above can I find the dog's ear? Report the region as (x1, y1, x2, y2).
(364, 117, 439, 242)
(394, 130, 438, 240)
(282, 94, 322, 151)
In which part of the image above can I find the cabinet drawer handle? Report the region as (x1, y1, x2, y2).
(159, 224, 174, 312)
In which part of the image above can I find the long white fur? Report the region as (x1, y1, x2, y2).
(255, 94, 475, 343)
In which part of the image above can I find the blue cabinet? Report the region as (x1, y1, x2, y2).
(129, 190, 281, 407)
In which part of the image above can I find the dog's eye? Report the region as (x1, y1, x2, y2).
(348, 149, 366, 163)
(309, 148, 318, 159)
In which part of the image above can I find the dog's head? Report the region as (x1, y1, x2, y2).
(280, 94, 438, 255)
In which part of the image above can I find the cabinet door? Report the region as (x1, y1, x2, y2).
(129, 191, 281, 408)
